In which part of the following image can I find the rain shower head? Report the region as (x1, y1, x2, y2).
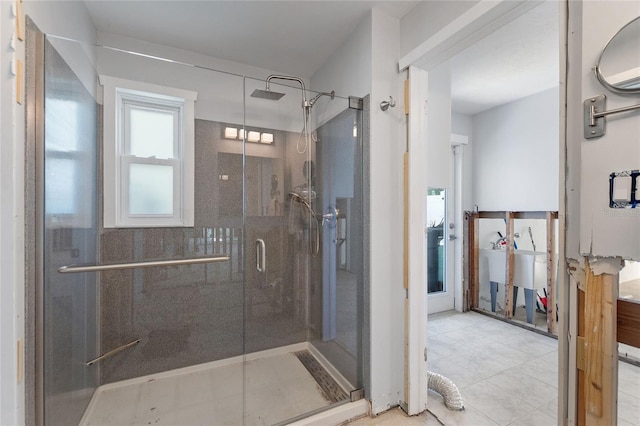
(250, 88, 285, 101)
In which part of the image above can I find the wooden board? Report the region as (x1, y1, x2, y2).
(617, 298, 640, 348)
(583, 260, 618, 426)
(546, 211, 557, 333)
(467, 213, 479, 309)
(504, 212, 515, 319)
(578, 287, 585, 426)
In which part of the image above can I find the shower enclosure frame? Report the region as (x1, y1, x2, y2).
(24, 21, 369, 425)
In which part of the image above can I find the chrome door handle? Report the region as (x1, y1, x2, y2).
(256, 239, 266, 272)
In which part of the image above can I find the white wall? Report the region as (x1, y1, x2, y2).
(576, 1, 640, 260)
(472, 87, 559, 211)
(427, 61, 452, 189)
(368, 8, 406, 414)
(452, 113, 474, 212)
(1, 2, 97, 424)
(310, 16, 371, 128)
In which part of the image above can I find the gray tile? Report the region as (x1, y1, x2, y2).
(618, 361, 640, 399)
(462, 381, 538, 426)
(486, 366, 557, 408)
(618, 386, 640, 425)
(520, 354, 559, 388)
(428, 391, 499, 425)
(507, 410, 556, 426)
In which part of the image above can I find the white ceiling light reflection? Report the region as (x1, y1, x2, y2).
(260, 133, 274, 144)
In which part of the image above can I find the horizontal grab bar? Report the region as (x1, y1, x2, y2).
(58, 256, 230, 274)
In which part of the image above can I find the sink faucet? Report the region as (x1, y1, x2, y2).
(492, 237, 507, 249)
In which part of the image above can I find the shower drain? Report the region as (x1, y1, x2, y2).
(294, 351, 349, 403)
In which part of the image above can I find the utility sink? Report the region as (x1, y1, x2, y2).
(483, 249, 547, 290)
(482, 249, 548, 323)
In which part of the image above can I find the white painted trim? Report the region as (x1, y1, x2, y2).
(452, 145, 464, 312)
(406, 65, 429, 415)
(450, 133, 468, 146)
(398, 1, 543, 71)
(100, 75, 196, 228)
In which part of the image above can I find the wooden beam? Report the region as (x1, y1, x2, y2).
(503, 212, 515, 319)
(546, 211, 557, 333)
(477, 211, 558, 220)
(578, 287, 586, 426)
(583, 259, 618, 426)
(468, 213, 479, 309)
(618, 298, 640, 348)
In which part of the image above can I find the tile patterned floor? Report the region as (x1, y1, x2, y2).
(351, 310, 640, 426)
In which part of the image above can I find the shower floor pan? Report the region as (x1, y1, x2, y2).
(79, 343, 355, 426)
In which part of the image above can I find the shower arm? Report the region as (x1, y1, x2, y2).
(266, 75, 308, 107)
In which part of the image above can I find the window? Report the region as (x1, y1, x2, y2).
(100, 76, 197, 227)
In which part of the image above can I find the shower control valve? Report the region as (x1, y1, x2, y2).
(322, 205, 339, 228)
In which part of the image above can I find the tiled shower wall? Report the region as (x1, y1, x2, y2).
(99, 120, 312, 384)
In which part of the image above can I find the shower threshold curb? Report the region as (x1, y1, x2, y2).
(79, 341, 359, 425)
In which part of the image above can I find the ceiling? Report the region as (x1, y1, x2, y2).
(83, 0, 558, 116)
(450, 1, 559, 115)
(83, 0, 420, 78)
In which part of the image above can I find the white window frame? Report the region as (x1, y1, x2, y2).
(100, 76, 197, 228)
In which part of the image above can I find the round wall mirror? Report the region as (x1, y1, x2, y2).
(594, 16, 640, 94)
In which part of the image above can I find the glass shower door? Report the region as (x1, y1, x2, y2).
(37, 35, 248, 425)
(40, 35, 100, 426)
(243, 75, 365, 424)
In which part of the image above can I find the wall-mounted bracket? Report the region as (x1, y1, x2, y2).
(584, 94, 640, 139)
(584, 95, 607, 139)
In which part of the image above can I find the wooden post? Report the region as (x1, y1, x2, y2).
(546, 212, 557, 333)
(504, 212, 515, 319)
(467, 212, 479, 309)
(582, 259, 618, 426)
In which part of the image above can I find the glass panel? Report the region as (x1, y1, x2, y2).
(128, 163, 174, 215)
(128, 106, 175, 159)
(619, 260, 640, 361)
(40, 36, 246, 425)
(39, 30, 366, 426)
(43, 36, 99, 426)
(244, 75, 364, 424)
(45, 158, 77, 215)
(618, 260, 640, 424)
(427, 188, 446, 293)
(313, 107, 364, 389)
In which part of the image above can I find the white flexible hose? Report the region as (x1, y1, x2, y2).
(428, 371, 465, 411)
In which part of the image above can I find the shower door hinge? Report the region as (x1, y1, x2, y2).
(348, 96, 363, 110)
(350, 388, 365, 402)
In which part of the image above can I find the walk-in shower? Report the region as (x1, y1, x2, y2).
(26, 23, 367, 426)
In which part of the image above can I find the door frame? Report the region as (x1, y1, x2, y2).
(401, 0, 570, 420)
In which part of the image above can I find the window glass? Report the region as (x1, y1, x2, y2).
(129, 163, 174, 215)
(128, 106, 176, 159)
(45, 158, 77, 215)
